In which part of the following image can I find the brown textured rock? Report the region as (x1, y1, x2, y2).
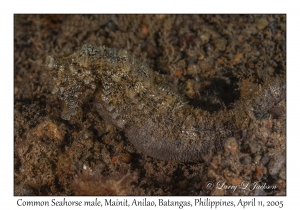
(15, 120, 65, 188)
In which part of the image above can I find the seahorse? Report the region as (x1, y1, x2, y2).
(46, 45, 286, 162)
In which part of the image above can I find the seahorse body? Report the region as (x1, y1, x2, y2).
(46, 45, 286, 162)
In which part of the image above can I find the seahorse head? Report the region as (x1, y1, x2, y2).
(45, 47, 98, 120)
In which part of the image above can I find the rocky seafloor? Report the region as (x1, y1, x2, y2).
(14, 14, 286, 196)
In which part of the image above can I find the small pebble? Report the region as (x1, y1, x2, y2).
(268, 154, 285, 177)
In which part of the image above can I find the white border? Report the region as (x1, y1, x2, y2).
(2, 0, 298, 209)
